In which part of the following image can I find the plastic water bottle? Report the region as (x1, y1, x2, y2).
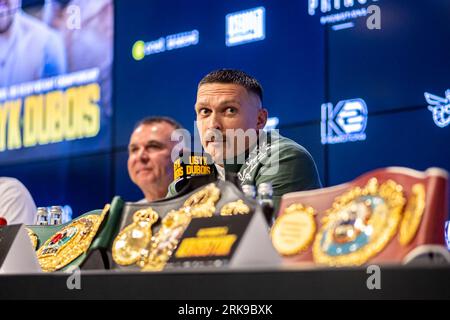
(257, 182, 274, 226)
(49, 206, 63, 225)
(36, 207, 49, 226)
(241, 184, 256, 199)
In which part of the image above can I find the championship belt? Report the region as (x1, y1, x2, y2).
(141, 183, 221, 271)
(398, 183, 426, 246)
(220, 200, 251, 216)
(26, 227, 39, 250)
(271, 204, 316, 256)
(112, 207, 159, 266)
(273, 167, 448, 266)
(112, 183, 222, 270)
(37, 204, 110, 272)
(312, 178, 405, 266)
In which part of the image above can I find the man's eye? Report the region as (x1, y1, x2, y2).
(198, 108, 211, 116)
(146, 143, 162, 150)
(225, 107, 237, 114)
(129, 147, 138, 154)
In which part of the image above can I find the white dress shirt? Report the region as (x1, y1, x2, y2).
(0, 177, 36, 225)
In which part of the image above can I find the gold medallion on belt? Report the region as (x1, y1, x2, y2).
(313, 178, 406, 266)
(271, 203, 316, 256)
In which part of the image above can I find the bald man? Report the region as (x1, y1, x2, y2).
(127, 116, 184, 202)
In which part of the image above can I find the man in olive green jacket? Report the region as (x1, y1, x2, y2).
(168, 69, 321, 216)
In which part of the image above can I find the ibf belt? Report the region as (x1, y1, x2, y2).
(312, 178, 406, 266)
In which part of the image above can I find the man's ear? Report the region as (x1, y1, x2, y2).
(256, 108, 268, 130)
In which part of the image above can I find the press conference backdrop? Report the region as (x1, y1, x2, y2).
(0, 0, 449, 233)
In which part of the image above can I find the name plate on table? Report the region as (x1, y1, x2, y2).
(0, 224, 41, 274)
(167, 211, 281, 269)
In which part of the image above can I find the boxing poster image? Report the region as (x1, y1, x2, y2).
(0, 0, 113, 163)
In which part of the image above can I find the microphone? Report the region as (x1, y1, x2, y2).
(169, 150, 217, 197)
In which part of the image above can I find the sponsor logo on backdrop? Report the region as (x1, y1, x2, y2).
(226, 7, 265, 47)
(308, 0, 380, 30)
(132, 30, 199, 60)
(424, 89, 450, 128)
(321, 98, 368, 144)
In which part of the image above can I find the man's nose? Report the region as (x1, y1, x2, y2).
(137, 147, 150, 161)
(206, 112, 222, 130)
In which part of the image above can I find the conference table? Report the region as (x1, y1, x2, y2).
(1, 264, 449, 300)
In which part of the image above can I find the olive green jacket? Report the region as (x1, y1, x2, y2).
(167, 131, 322, 213)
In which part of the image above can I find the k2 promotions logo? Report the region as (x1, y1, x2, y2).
(321, 98, 368, 144)
(424, 89, 450, 128)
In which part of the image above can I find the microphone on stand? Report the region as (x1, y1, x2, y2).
(165, 150, 218, 199)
